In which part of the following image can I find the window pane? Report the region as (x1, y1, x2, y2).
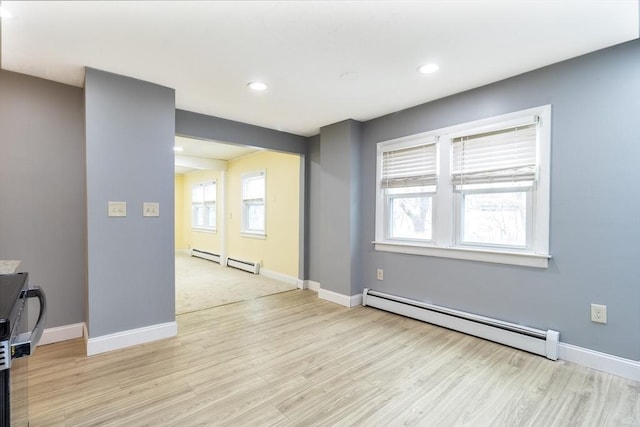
(192, 186, 203, 203)
(244, 176, 264, 200)
(462, 192, 526, 246)
(389, 195, 432, 240)
(193, 206, 204, 227)
(245, 202, 265, 232)
(204, 183, 216, 202)
(206, 203, 216, 227)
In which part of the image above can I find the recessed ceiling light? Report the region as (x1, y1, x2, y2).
(247, 81, 268, 91)
(340, 71, 358, 81)
(0, 6, 13, 19)
(173, 146, 184, 152)
(418, 63, 440, 74)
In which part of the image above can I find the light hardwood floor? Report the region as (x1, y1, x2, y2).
(29, 290, 639, 426)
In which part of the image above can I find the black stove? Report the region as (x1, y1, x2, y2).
(0, 273, 46, 427)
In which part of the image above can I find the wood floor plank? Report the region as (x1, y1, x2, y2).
(27, 290, 640, 426)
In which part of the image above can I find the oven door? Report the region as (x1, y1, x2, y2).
(9, 356, 28, 427)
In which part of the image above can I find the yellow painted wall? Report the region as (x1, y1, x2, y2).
(174, 174, 185, 250)
(227, 151, 300, 277)
(176, 169, 222, 254)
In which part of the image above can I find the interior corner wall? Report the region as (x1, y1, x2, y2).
(318, 120, 362, 296)
(0, 70, 86, 329)
(85, 68, 176, 338)
(299, 152, 307, 282)
(305, 134, 322, 281)
(359, 39, 640, 360)
(174, 174, 185, 250)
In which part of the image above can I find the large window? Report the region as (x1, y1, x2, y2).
(242, 171, 266, 236)
(192, 181, 216, 230)
(375, 106, 551, 268)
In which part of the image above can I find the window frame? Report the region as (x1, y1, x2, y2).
(241, 170, 266, 238)
(374, 105, 551, 268)
(191, 181, 217, 232)
(376, 134, 438, 244)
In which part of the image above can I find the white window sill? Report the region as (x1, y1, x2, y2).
(373, 241, 550, 268)
(192, 227, 217, 233)
(241, 232, 266, 240)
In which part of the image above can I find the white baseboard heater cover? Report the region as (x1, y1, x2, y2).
(362, 288, 559, 360)
(191, 249, 221, 264)
(226, 257, 260, 274)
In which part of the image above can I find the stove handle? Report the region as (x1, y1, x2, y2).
(12, 286, 47, 360)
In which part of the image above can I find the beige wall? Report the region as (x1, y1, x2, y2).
(176, 169, 223, 254)
(227, 151, 300, 277)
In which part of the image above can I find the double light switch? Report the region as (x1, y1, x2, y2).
(108, 202, 160, 217)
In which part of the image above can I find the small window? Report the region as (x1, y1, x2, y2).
(242, 171, 265, 235)
(192, 181, 216, 230)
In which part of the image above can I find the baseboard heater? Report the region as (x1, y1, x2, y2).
(226, 257, 260, 274)
(191, 249, 221, 264)
(362, 288, 559, 360)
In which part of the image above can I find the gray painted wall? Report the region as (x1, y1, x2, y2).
(0, 70, 86, 329)
(357, 40, 640, 360)
(318, 120, 363, 295)
(85, 68, 176, 337)
(307, 135, 322, 282)
(176, 109, 307, 155)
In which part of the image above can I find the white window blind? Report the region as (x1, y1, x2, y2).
(381, 139, 438, 189)
(243, 172, 265, 201)
(451, 122, 537, 188)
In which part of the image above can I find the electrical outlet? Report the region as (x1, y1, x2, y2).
(376, 269, 384, 281)
(591, 304, 607, 324)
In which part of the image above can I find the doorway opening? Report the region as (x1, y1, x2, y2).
(174, 136, 301, 315)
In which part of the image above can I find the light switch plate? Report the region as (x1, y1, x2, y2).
(108, 201, 127, 217)
(143, 202, 160, 217)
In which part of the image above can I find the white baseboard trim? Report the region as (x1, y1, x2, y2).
(559, 342, 640, 382)
(260, 268, 299, 286)
(86, 321, 178, 356)
(299, 280, 320, 292)
(318, 288, 363, 308)
(40, 322, 85, 346)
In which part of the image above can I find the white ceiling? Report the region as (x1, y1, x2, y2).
(174, 136, 258, 161)
(1, 1, 638, 138)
